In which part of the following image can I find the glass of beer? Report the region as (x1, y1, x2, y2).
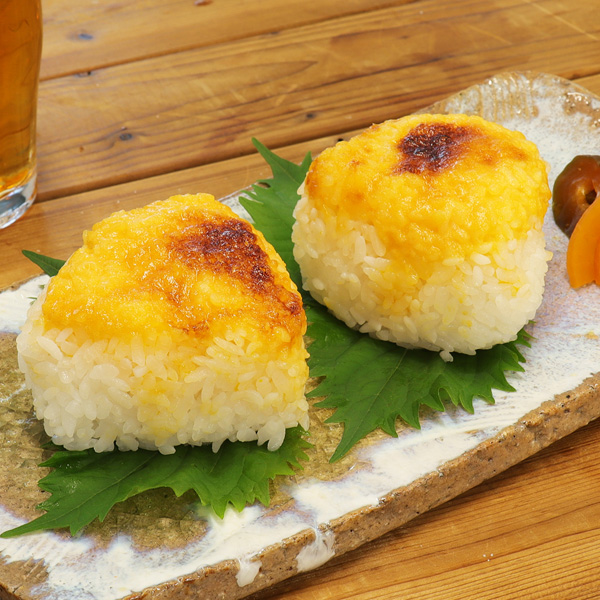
(0, 0, 42, 229)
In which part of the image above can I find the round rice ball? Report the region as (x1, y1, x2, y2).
(18, 194, 309, 454)
(292, 113, 552, 359)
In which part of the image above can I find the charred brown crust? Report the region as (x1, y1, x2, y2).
(167, 215, 303, 332)
(395, 122, 478, 174)
(394, 121, 526, 176)
(172, 218, 274, 292)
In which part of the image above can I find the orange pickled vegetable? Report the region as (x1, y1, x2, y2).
(595, 239, 600, 286)
(566, 190, 600, 288)
(553, 155, 600, 288)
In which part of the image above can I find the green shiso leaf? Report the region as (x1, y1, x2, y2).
(22, 249, 65, 276)
(240, 139, 530, 462)
(1, 427, 311, 538)
(239, 138, 312, 290)
(309, 315, 530, 462)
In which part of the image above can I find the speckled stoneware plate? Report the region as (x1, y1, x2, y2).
(1, 71, 600, 600)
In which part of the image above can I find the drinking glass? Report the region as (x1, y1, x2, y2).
(0, 0, 42, 229)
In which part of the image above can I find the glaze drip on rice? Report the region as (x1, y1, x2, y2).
(292, 114, 552, 359)
(18, 194, 309, 454)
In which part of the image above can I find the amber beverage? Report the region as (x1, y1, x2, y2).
(0, 0, 42, 228)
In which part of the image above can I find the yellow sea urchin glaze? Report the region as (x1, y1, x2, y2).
(305, 114, 548, 278)
(19, 194, 309, 453)
(43, 194, 304, 351)
(292, 114, 551, 357)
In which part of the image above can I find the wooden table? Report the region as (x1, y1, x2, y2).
(2, 1, 600, 598)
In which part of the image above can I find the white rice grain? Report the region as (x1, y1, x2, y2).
(17, 288, 309, 454)
(292, 191, 550, 359)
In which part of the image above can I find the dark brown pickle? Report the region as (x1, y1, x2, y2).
(553, 155, 600, 236)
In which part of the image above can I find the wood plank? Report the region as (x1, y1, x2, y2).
(40, 0, 412, 79)
(578, 73, 600, 96)
(252, 418, 600, 600)
(36, 0, 600, 201)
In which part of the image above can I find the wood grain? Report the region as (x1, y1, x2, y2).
(40, 0, 412, 79)
(36, 0, 600, 201)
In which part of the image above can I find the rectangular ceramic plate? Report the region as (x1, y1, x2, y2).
(1, 71, 600, 600)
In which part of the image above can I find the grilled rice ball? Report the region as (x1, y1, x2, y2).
(18, 194, 309, 453)
(292, 113, 551, 360)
